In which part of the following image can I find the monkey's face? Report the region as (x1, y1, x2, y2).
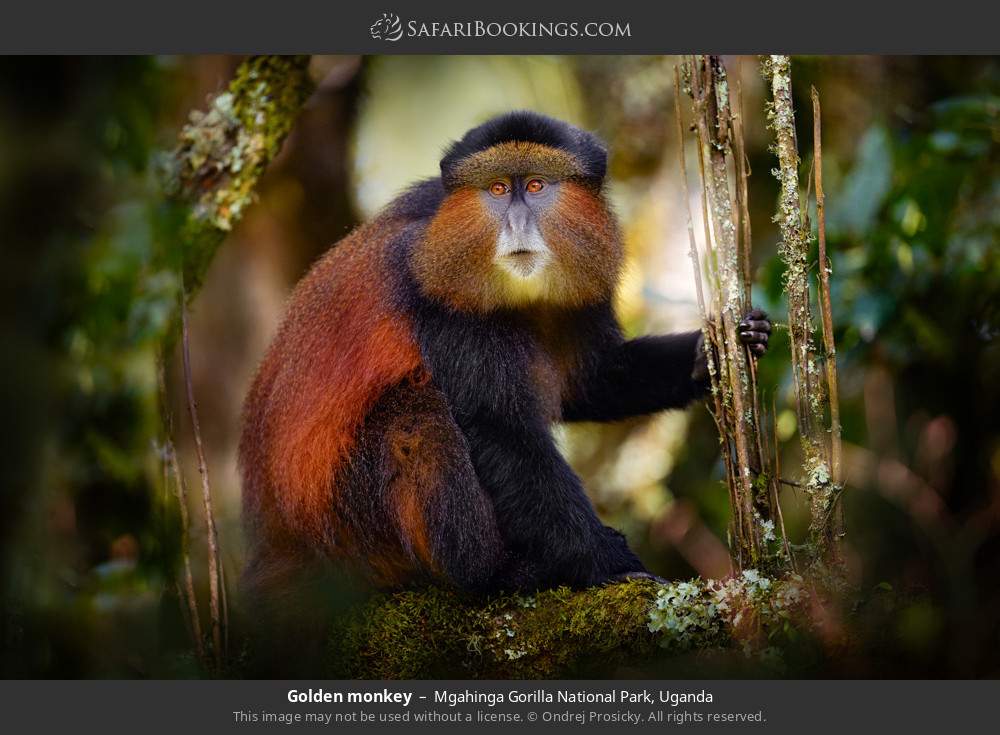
(483, 174, 557, 284)
(414, 142, 623, 313)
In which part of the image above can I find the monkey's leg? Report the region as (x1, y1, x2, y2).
(354, 382, 505, 592)
(465, 419, 647, 590)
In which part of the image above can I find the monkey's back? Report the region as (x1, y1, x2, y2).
(239, 213, 424, 561)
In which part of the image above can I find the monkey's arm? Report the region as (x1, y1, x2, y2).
(562, 330, 706, 421)
(562, 309, 771, 422)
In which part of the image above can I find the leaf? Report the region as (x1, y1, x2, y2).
(828, 125, 893, 239)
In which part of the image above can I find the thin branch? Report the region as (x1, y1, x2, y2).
(766, 395, 796, 570)
(747, 348, 769, 504)
(764, 55, 839, 559)
(733, 63, 754, 299)
(157, 358, 206, 667)
(812, 86, 843, 490)
(180, 287, 225, 672)
(674, 65, 710, 325)
(168, 441, 207, 665)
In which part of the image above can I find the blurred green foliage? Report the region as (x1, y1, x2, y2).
(0, 56, 195, 676)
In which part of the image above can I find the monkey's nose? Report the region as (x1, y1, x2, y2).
(505, 203, 530, 233)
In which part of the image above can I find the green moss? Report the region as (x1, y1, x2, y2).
(163, 55, 313, 297)
(327, 574, 821, 679)
(329, 580, 662, 679)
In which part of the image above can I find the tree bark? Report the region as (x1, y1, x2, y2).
(158, 54, 314, 670)
(764, 55, 841, 560)
(679, 56, 783, 570)
(163, 55, 314, 299)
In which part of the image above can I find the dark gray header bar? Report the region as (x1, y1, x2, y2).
(0, 0, 997, 54)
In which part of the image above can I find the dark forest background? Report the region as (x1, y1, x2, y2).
(0, 55, 997, 677)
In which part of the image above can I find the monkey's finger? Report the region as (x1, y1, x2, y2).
(740, 330, 769, 344)
(740, 332, 769, 355)
(739, 328, 770, 344)
(739, 318, 772, 335)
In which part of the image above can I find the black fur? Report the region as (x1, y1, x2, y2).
(440, 110, 607, 191)
(562, 308, 708, 422)
(395, 286, 650, 589)
(378, 214, 707, 590)
(361, 113, 766, 592)
(388, 177, 446, 220)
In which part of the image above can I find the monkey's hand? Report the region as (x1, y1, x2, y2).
(739, 308, 771, 357)
(692, 309, 771, 382)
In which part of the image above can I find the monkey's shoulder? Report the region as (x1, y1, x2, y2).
(386, 177, 448, 221)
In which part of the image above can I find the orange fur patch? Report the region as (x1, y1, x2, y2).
(411, 180, 623, 313)
(411, 188, 500, 312)
(539, 181, 623, 307)
(240, 216, 422, 547)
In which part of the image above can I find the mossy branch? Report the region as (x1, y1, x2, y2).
(328, 574, 819, 679)
(162, 54, 313, 300)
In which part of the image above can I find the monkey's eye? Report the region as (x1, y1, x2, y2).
(525, 178, 545, 194)
(489, 181, 511, 197)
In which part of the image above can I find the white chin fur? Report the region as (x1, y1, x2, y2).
(495, 226, 550, 280)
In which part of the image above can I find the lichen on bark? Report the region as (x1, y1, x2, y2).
(763, 55, 841, 559)
(327, 574, 819, 679)
(681, 56, 782, 571)
(162, 55, 313, 297)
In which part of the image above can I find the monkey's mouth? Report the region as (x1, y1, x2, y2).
(495, 226, 550, 279)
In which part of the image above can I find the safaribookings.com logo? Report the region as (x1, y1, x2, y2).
(369, 13, 631, 42)
(370, 13, 404, 41)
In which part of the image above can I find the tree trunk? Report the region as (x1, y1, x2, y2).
(678, 56, 788, 572)
(163, 54, 314, 300)
(158, 54, 314, 671)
